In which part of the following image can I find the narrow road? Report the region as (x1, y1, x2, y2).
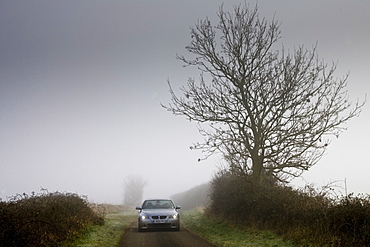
(120, 222, 216, 247)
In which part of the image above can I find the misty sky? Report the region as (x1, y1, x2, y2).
(1, 0, 369, 204)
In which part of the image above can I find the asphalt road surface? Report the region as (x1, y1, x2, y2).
(120, 223, 216, 247)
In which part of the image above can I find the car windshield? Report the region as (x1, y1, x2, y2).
(142, 200, 174, 209)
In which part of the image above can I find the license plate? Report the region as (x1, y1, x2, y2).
(153, 220, 164, 223)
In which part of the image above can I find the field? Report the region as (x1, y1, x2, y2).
(182, 209, 296, 247)
(63, 210, 136, 247)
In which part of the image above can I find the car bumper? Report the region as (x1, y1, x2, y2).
(139, 218, 180, 230)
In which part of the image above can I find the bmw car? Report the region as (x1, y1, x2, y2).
(135, 199, 181, 231)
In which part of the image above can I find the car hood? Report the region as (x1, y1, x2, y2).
(140, 209, 177, 216)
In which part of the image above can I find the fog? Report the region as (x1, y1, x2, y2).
(1, 0, 369, 204)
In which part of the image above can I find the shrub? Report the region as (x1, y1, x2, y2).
(0, 190, 104, 247)
(327, 194, 370, 246)
(207, 170, 370, 246)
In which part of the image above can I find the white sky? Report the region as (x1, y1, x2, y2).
(1, 0, 369, 204)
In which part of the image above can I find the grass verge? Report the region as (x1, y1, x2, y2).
(61, 210, 136, 247)
(182, 209, 296, 247)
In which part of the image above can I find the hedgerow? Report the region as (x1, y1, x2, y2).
(207, 171, 370, 246)
(0, 190, 104, 247)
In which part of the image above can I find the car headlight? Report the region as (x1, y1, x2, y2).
(169, 214, 178, 219)
(140, 215, 149, 220)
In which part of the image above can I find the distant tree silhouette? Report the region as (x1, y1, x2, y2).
(123, 175, 146, 207)
(163, 3, 365, 183)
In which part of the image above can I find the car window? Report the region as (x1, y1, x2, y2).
(142, 200, 174, 209)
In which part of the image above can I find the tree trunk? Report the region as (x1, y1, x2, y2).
(252, 156, 264, 183)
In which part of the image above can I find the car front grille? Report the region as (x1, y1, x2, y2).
(151, 216, 167, 219)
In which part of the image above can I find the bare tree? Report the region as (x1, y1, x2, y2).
(123, 175, 146, 207)
(163, 4, 365, 183)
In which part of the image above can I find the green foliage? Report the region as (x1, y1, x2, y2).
(207, 171, 370, 246)
(0, 190, 104, 247)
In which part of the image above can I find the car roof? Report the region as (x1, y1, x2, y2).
(143, 198, 173, 201)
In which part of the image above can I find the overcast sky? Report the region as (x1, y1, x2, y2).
(1, 0, 369, 204)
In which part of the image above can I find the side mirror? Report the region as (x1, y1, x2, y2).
(135, 207, 142, 210)
(175, 206, 181, 210)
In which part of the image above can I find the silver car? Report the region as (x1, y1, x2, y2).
(135, 199, 181, 231)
